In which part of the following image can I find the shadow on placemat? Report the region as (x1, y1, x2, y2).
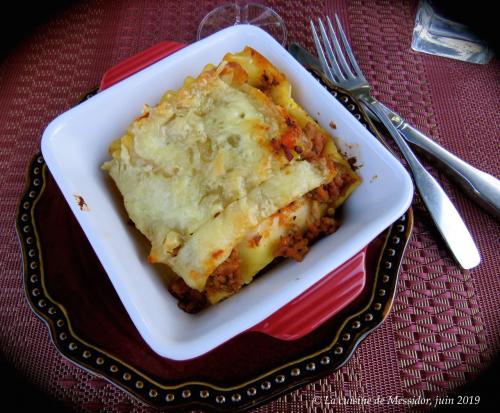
(433, 354, 498, 412)
(0, 354, 70, 412)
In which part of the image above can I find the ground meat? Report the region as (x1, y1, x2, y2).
(168, 278, 207, 314)
(274, 216, 340, 262)
(304, 216, 339, 241)
(270, 138, 293, 161)
(347, 156, 358, 170)
(270, 138, 282, 153)
(168, 250, 243, 313)
(309, 166, 356, 203)
(301, 122, 326, 160)
(325, 174, 342, 200)
(310, 185, 330, 202)
(205, 249, 243, 295)
(325, 166, 357, 200)
(274, 230, 310, 262)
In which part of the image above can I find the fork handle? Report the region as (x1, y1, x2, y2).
(366, 101, 480, 269)
(379, 106, 500, 220)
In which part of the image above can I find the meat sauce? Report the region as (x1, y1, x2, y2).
(271, 121, 327, 162)
(205, 249, 243, 295)
(169, 250, 242, 313)
(168, 278, 207, 313)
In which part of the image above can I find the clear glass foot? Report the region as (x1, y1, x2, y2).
(197, 2, 287, 46)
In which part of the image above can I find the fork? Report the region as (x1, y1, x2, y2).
(310, 15, 480, 269)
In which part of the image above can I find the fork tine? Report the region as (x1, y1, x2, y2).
(326, 16, 355, 80)
(310, 20, 336, 83)
(333, 14, 365, 80)
(317, 18, 345, 81)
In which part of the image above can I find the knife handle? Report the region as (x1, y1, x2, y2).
(396, 121, 500, 220)
(368, 101, 481, 269)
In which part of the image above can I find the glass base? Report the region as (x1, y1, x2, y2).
(197, 3, 287, 46)
(411, 0, 493, 64)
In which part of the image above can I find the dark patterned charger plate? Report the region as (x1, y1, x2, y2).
(16, 62, 413, 411)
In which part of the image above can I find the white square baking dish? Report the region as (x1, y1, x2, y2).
(41, 25, 413, 360)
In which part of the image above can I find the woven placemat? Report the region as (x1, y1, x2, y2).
(1, 0, 498, 411)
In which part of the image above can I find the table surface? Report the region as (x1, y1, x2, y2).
(1, 0, 498, 411)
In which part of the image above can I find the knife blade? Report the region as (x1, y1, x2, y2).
(289, 42, 500, 221)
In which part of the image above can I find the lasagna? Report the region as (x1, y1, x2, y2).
(102, 47, 360, 313)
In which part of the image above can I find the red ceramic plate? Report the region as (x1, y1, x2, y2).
(17, 42, 413, 411)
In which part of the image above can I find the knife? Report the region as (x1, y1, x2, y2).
(289, 43, 500, 220)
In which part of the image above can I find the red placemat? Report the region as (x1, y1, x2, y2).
(1, 0, 498, 411)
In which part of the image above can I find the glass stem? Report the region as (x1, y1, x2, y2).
(234, 0, 247, 24)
